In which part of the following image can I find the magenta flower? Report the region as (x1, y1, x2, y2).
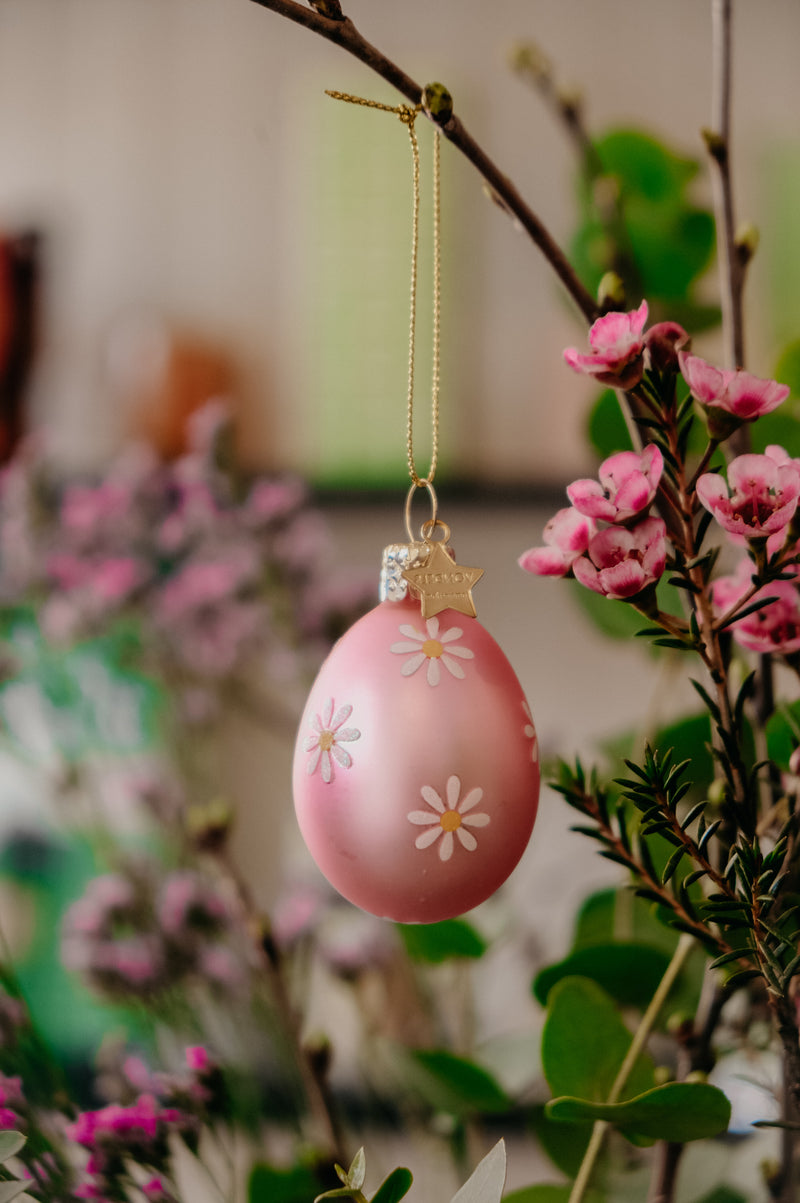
(567, 444, 663, 524)
(518, 507, 597, 577)
(572, 516, 667, 600)
(564, 300, 648, 388)
(679, 352, 790, 420)
(185, 1046, 211, 1074)
(696, 449, 800, 541)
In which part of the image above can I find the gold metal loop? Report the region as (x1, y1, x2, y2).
(421, 517, 451, 544)
(404, 478, 438, 543)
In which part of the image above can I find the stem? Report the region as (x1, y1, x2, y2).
(647, 1142, 683, 1203)
(709, 0, 745, 372)
(248, 0, 598, 323)
(568, 934, 695, 1203)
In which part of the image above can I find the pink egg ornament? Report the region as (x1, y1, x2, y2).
(292, 595, 540, 923)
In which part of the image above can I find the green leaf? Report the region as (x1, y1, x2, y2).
(249, 1162, 327, 1203)
(397, 918, 487, 963)
(370, 1168, 413, 1203)
(533, 943, 671, 1009)
(541, 977, 655, 1103)
(528, 1104, 592, 1179)
(505, 1187, 604, 1203)
(0, 1133, 25, 1162)
(587, 389, 633, 458)
(690, 1189, 748, 1203)
(0, 1185, 30, 1203)
(595, 129, 698, 203)
(546, 1081, 731, 1143)
(412, 1050, 511, 1116)
(346, 1150, 366, 1192)
(450, 1139, 506, 1203)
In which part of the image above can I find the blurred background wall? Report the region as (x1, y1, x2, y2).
(0, 0, 798, 483)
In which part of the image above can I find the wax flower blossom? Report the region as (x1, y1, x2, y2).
(695, 447, 800, 542)
(712, 560, 800, 655)
(567, 444, 664, 524)
(572, 516, 668, 600)
(518, 507, 597, 578)
(564, 300, 649, 388)
(679, 351, 790, 423)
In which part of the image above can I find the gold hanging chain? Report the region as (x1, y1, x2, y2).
(325, 90, 441, 488)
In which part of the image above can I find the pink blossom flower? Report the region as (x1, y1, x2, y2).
(518, 507, 597, 577)
(679, 352, 790, 420)
(564, 300, 648, 388)
(572, 516, 667, 599)
(141, 1177, 177, 1203)
(567, 444, 663, 524)
(696, 450, 800, 541)
(713, 571, 800, 655)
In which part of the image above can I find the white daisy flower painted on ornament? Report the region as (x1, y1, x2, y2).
(522, 701, 539, 763)
(408, 774, 491, 861)
(390, 617, 474, 686)
(304, 698, 360, 784)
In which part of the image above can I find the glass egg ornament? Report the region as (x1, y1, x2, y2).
(292, 534, 540, 924)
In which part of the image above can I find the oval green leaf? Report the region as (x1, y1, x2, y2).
(534, 942, 672, 1009)
(542, 977, 655, 1103)
(545, 1081, 731, 1143)
(412, 1050, 510, 1116)
(397, 918, 487, 963)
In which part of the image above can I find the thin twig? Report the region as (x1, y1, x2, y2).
(708, 0, 745, 372)
(568, 935, 695, 1203)
(248, 0, 599, 323)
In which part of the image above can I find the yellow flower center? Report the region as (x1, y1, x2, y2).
(318, 730, 335, 752)
(422, 639, 444, 659)
(440, 810, 462, 832)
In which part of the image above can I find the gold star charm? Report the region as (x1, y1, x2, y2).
(402, 540, 484, 619)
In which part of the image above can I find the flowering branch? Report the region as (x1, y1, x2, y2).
(247, 0, 599, 323)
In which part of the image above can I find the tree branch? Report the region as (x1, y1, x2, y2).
(707, 0, 745, 371)
(248, 0, 599, 324)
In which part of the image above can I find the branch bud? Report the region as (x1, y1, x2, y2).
(596, 271, 625, 311)
(734, 221, 759, 267)
(508, 42, 552, 85)
(307, 0, 345, 19)
(185, 798, 233, 851)
(701, 127, 727, 164)
(422, 82, 453, 125)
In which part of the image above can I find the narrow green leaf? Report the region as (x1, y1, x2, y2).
(450, 1139, 506, 1203)
(348, 1149, 366, 1192)
(545, 1081, 731, 1142)
(0, 1134, 25, 1162)
(370, 1168, 413, 1203)
(662, 846, 686, 886)
(0, 1184, 29, 1203)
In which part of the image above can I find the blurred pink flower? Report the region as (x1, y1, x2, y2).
(564, 300, 648, 388)
(518, 507, 597, 577)
(157, 871, 229, 936)
(713, 572, 800, 655)
(185, 1046, 211, 1074)
(679, 352, 790, 420)
(696, 449, 800, 541)
(567, 444, 663, 524)
(573, 516, 667, 599)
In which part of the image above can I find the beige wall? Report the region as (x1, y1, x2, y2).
(0, 0, 798, 481)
